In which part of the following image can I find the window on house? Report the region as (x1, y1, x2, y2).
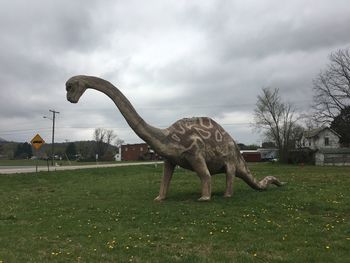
(125, 147, 128, 151)
(140, 147, 143, 151)
(324, 137, 329, 146)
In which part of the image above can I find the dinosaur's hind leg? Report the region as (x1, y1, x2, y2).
(154, 159, 175, 201)
(224, 162, 236, 198)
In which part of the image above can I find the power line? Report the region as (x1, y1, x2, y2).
(0, 128, 51, 135)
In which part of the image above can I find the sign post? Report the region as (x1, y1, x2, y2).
(30, 134, 45, 173)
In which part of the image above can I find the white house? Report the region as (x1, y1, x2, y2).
(298, 127, 340, 150)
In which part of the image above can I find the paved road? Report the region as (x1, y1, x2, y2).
(0, 161, 163, 175)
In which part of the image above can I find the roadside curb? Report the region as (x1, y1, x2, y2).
(0, 161, 163, 175)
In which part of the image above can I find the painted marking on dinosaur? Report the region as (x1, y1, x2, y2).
(171, 134, 181, 142)
(215, 130, 223, 142)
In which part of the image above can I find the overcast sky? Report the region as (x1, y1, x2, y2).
(1, 0, 350, 145)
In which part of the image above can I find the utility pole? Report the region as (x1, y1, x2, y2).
(44, 109, 60, 166)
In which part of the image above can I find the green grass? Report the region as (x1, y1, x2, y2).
(0, 163, 349, 262)
(0, 159, 140, 167)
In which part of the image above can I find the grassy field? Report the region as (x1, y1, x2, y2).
(0, 163, 349, 262)
(0, 159, 121, 167)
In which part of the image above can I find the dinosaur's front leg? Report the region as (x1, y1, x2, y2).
(198, 173, 211, 201)
(154, 159, 175, 201)
(191, 157, 212, 201)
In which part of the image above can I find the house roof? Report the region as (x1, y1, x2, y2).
(303, 127, 341, 138)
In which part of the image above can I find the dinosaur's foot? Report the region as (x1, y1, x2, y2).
(198, 196, 211, 202)
(154, 195, 165, 202)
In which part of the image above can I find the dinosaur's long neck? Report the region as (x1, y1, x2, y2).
(82, 76, 168, 154)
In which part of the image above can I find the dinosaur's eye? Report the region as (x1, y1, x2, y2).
(66, 83, 72, 92)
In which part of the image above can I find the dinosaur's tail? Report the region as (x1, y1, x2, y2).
(236, 160, 286, 190)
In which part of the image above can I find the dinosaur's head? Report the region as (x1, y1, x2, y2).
(66, 76, 88, 103)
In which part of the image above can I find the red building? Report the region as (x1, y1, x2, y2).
(240, 150, 261, 162)
(121, 143, 161, 161)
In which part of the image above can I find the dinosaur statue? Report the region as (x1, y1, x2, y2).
(66, 75, 285, 201)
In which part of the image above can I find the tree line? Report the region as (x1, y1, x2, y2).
(0, 128, 124, 161)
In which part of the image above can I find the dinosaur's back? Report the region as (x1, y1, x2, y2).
(166, 117, 241, 172)
(168, 117, 230, 144)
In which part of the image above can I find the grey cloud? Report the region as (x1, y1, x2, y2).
(0, 0, 105, 53)
(183, 0, 350, 59)
(1, 0, 350, 144)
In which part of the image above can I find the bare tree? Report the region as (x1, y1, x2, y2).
(93, 128, 118, 158)
(312, 48, 350, 124)
(105, 129, 117, 146)
(254, 88, 300, 162)
(115, 138, 125, 147)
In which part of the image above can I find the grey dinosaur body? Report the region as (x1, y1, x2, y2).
(66, 75, 284, 201)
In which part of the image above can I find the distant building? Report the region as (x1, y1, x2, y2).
(295, 127, 350, 165)
(240, 150, 261, 162)
(298, 127, 340, 150)
(257, 148, 278, 161)
(121, 143, 161, 161)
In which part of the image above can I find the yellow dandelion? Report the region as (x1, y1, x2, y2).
(325, 246, 330, 249)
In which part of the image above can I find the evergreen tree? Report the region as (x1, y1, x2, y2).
(14, 142, 33, 159)
(331, 106, 350, 147)
(65, 142, 77, 159)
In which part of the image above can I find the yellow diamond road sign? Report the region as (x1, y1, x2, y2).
(31, 134, 45, 150)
